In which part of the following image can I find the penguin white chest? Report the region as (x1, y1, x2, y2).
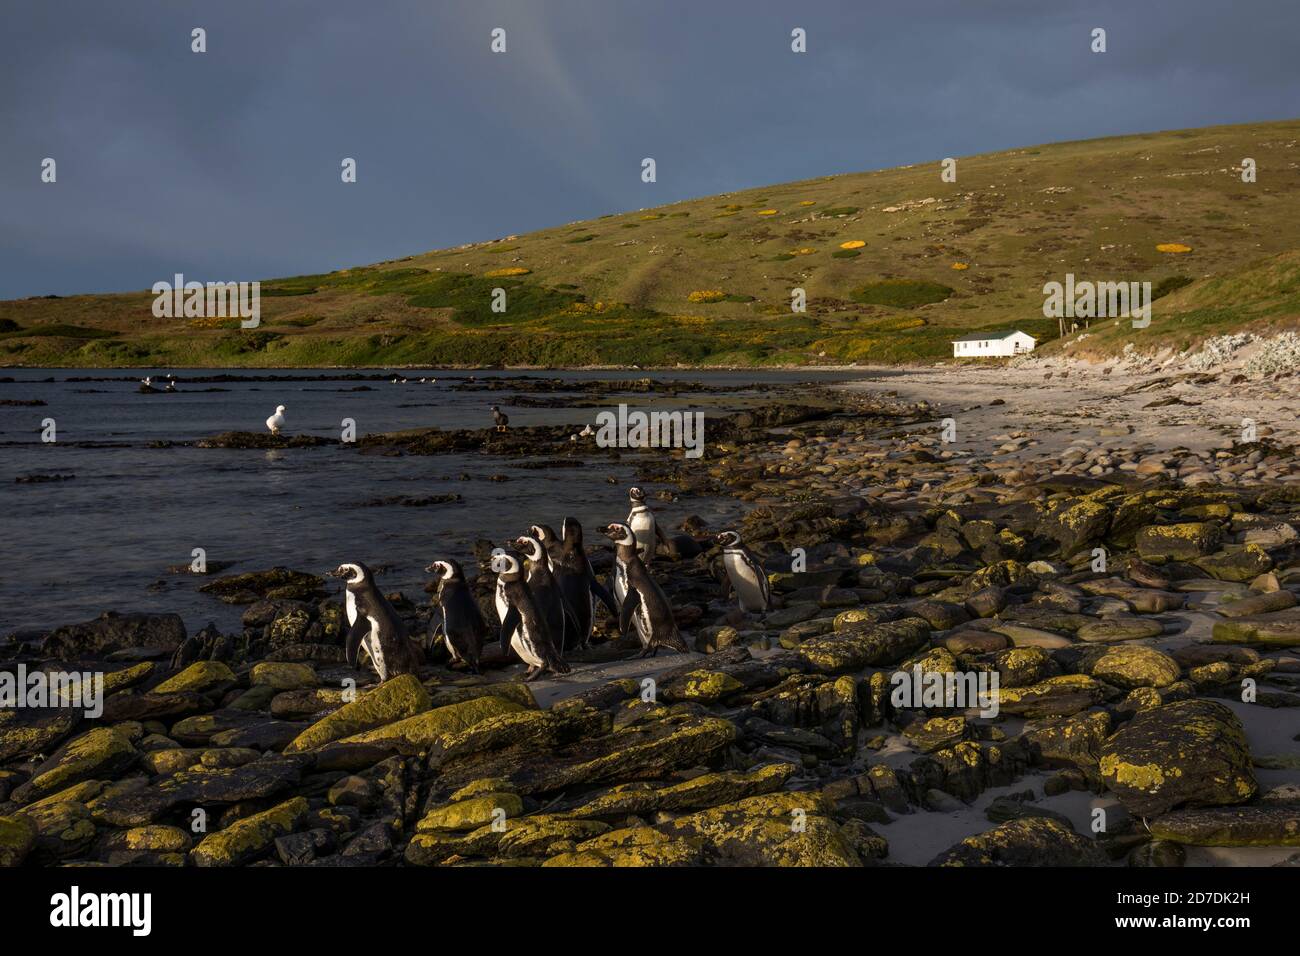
(511, 623, 545, 667)
(613, 562, 628, 606)
(724, 551, 765, 610)
(634, 600, 652, 643)
(364, 617, 387, 679)
(629, 511, 655, 559)
(345, 591, 358, 626)
(494, 578, 509, 621)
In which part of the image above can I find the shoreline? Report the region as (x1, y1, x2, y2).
(2, 367, 1297, 868)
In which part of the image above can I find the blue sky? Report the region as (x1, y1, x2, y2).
(2, 0, 1296, 298)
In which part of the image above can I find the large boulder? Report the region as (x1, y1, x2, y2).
(192, 796, 309, 866)
(339, 696, 524, 753)
(10, 727, 137, 804)
(663, 791, 861, 866)
(796, 618, 930, 674)
(433, 714, 739, 798)
(1022, 710, 1112, 768)
(0, 707, 81, 762)
(0, 814, 37, 867)
(542, 826, 705, 867)
(1135, 523, 1222, 561)
(1099, 700, 1256, 816)
(928, 817, 1107, 866)
(152, 660, 236, 694)
(88, 756, 305, 827)
(41, 611, 186, 660)
(284, 674, 431, 753)
(1150, 806, 1300, 847)
(1085, 645, 1181, 689)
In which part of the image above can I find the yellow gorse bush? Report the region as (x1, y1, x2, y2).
(840, 240, 866, 250)
(484, 267, 531, 277)
(687, 290, 727, 303)
(1156, 243, 1193, 253)
(757, 209, 778, 216)
(951, 262, 969, 270)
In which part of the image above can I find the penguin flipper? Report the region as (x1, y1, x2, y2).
(618, 588, 642, 638)
(499, 606, 520, 654)
(344, 618, 368, 669)
(590, 578, 619, 619)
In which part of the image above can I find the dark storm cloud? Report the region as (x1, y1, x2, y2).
(1, 0, 1296, 298)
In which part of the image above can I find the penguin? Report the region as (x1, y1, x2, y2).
(553, 516, 619, 651)
(266, 405, 286, 435)
(515, 534, 577, 652)
(716, 530, 771, 617)
(329, 562, 422, 682)
(491, 405, 509, 432)
(601, 522, 688, 658)
(627, 486, 669, 564)
(529, 523, 562, 570)
(425, 559, 488, 673)
(494, 553, 570, 681)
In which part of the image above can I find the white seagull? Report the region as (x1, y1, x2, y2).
(266, 405, 286, 435)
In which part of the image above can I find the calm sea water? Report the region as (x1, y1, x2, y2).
(0, 368, 866, 635)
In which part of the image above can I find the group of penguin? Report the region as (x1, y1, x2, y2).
(329, 486, 773, 684)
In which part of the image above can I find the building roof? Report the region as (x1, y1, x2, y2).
(950, 329, 1036, 343)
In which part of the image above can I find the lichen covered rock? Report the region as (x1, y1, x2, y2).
(1099, 699, 1256, 816)
(284, 673, 431, 752)
(192, 796, 309, 866)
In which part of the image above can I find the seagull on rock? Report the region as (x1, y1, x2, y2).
(266, 405, 286, 435)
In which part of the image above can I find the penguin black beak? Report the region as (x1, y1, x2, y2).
(423, 564, 438, 574)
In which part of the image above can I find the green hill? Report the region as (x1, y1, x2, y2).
(4, 118, 1299, 368)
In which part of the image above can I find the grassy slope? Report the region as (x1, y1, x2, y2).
(3, 118, 1299, 368)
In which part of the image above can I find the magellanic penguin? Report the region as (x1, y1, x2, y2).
(716, 531, 771, 617)
(329, 563, 422, 682)
(626, 486, 670, 565)
(515, 533, 577, 652)
(491, 405, 509, 433)
(426, 559, 488, 673)
(554, 516, 619, 651)
(529, 523, 562, 571)
(494, 553, 570, 681)
(602, 522, 688, 658)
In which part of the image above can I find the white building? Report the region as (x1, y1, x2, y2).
(951, 329, 1036, 358)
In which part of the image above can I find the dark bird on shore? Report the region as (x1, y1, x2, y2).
(426, 559, 488, 673)
(716, 530, 771, 618)
(328, 562, 422, 682)
(491, 405, 509, 432)
(494, 552, 569, 680)
(602, 522, 688, 658)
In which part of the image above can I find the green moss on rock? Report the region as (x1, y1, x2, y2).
(284, 673, 431, 753)
(191, 796, 308, 866)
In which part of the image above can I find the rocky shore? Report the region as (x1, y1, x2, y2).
(2, 362, 1298, 868)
